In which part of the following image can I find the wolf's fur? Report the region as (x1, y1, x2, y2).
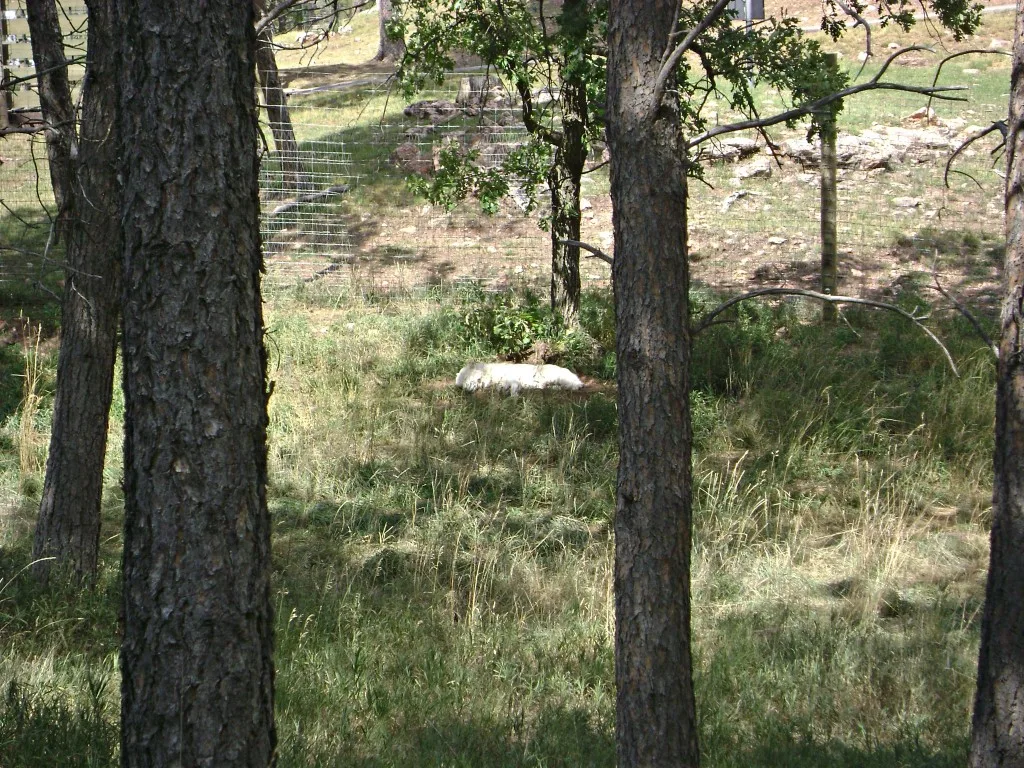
(455, 362, 583, 395)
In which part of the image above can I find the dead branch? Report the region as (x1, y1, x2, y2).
(692, 287, 959, 376)
(834, 0, 872, 58)
(930, 261, 998, 357)
(0, 57, 86, 91)
(926, 48, 1010, 115)
(0, 124, 48, 137)
(688, 46, 967, 149)
(944, 120, 1006, 187)
(265, 183, 349, 218)
(255, 0, 374, 41)
(255, 0, 303, 37)
(303, 259, 352, 283)
(557, 238, 613, 265)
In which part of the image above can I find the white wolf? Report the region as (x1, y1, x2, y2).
(455, 362, 584, 395)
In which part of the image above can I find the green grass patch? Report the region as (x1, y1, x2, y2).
(0, 273, 997, 765)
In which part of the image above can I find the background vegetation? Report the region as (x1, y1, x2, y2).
(0, 3, 1010, 765)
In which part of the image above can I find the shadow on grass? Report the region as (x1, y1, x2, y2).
(0, 204, 64, 310)
(711, 734, 967, 768)
(0, 679, 118, 768)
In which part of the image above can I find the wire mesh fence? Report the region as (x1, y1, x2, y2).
(0, 48, 1009, 307)
(252, 66, 1006, 308)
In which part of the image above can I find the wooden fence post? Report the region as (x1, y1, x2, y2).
(0, 0, 10, 130)
(819, 51, 839, 323)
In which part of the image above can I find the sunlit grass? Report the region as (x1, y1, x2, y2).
(0, 281, 998, 766)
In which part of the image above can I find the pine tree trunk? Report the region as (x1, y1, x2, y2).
(374, 0, 405, 62)
(24, 0, 75, 232)
(256, 26, 310, 194)
(607, 0, 700, 764)
(117, 0, 276, 762)
(31, 0, 121, 583)
(969, 3, 1024, 764)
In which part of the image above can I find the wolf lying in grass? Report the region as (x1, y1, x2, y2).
(455, 362, 583, 395)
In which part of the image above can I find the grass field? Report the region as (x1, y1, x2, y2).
(0, 4, 1010, 765)
(0, 280, 998, 766)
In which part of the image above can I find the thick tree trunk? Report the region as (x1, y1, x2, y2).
(548, 72, 586, 324)
(255, 26, 310, 194)
(117, 0, 276, 762)
(374, 0, 405, 62)
(969, 3, 1024, 764)
(31, 0, 121, 583)
(24, 0, 76, 233)
(607, 0, 700, 765)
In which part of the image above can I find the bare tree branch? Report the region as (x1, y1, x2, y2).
(692, 287, 959, 376)
(0, 56, 86, 91)
(0, 124, 48, 136)
(930, 261, 998, 357)
(944, 120, 1006, 187)
(0, 199, 41, 229)
(926, 48, 1010, 114)
(265, 183, 349, 218)
(255, 0, 303, 37)
(255, 0, 374, 40)
(651, 0, 734, 116)
(688, 47, 966, 148)
(557, 238, 613, 265)
(688, 47, 950, 148)
(513, 75, 563, 148)
(691, 82, 964, 148)
(835, 0, 872, 57)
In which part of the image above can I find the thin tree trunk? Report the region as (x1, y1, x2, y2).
(374, 0, 405, 62)
(24, 0, 75, 234)
(607, 0, 700, 764)
(31, 0, 121, 583)
(969, 2, 1024, 764)
(117, 0, 275, 761)
(548, 157, 582, 324)
(256, 26, 310, 194)
(548, 71, 586, 324)
(548, 0, 588, 324)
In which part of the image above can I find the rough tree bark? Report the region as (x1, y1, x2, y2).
(374, 0, 405, 62)
(25, 0, 76, 232)
(607, 0, 700, 764)
(256, 25, 310, 194)
(969, 2, 1024, 764)
(548, 68, 586, 324)
(31, 0, 121, 583)
(117, 0, 276, 762)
